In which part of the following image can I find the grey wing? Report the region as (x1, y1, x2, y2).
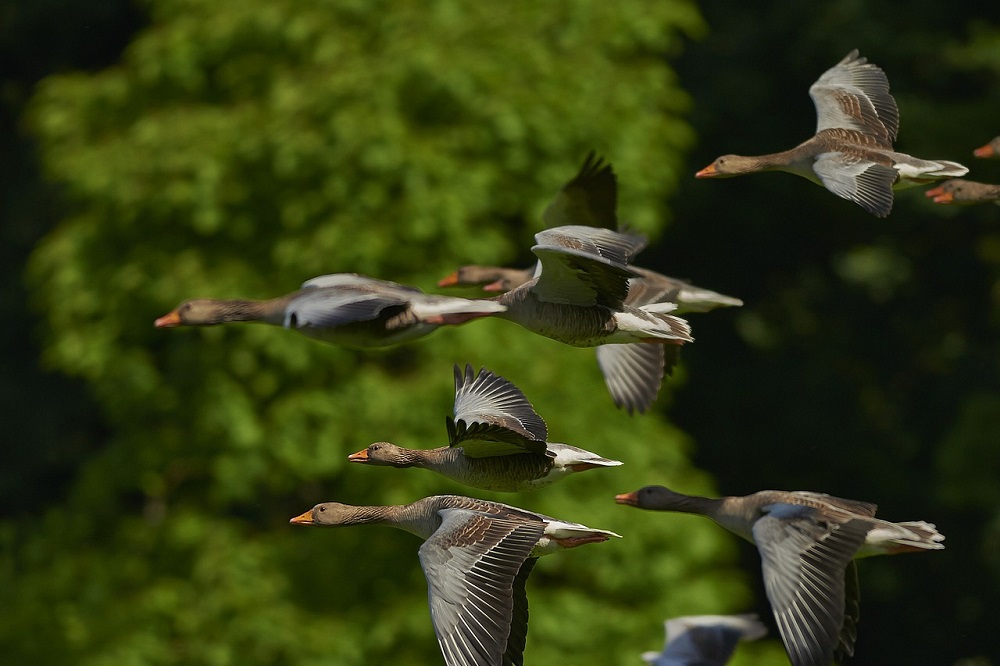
(812, 153, 897, 218)
(535, 225, 647, 266)
(753, 505, 871, 666)
(448, 365, 548, 457)
(418, 509, 544, 666)
(502, 558, 538, 666)
(301, 273, 423, 295)
(285, 289, 407, 329)
(837, 560, 861, 661)
(809, 50, 899, 143)
(542, 152, 619, 229)
(595, 343, 667, 414)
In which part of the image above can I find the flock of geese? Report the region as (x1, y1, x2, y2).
(154, 50, 960, 666)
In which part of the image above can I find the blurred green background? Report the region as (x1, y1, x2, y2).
(2, 0, 999, 664)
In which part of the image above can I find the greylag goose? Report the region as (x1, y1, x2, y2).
(616, 485, 944, 666)
(348, 364, 621, 492)
(154, 273, 505, 348)
(695, 50, 968, 217)
(925, 179, 1000, 206)
(641, 614, 767, 666)
(290, 494, 619, 666)
(441, 261, 739, 414)
(486, 225, 694, 413)
(973, 136, 1000, 159)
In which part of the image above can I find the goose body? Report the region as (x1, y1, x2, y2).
(925, 179, 1000, 206)
(641, 614, 767, 666)
(349, 364, 621, 492)
(696, 50, 968, 217)
(154, 273, 505, 348)
(616, 485, 944, 666)
(290, 494, 619, 666)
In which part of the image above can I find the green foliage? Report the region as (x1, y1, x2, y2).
(3, 0, 782, 664)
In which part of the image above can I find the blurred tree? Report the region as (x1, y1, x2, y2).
(2, 0, 789, 665)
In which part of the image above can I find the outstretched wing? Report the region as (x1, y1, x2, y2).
(753, 504, 871, 666)
(448, 365, 548, 457)
(809, 49, 899, 144)
(542, 152, 618, 229)
(419, 509, 544, 666)
(531, 226, 645, 308)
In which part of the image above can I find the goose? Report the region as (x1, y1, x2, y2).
(925, 179, 1000, 206)
(484, 225, 694, 414)
(154, 273, 505, 347)
(973, 136, 1000, 159)
(641, 614, 767, 666)
(290, 494, 619, 666)
(695, 50, 968, 217)
(440, 259, 739, 415)
(348, 364, 621, 492)
(616, 485, 944, 666)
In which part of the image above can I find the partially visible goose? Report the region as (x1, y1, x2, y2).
(925, 179, 1000, 206)
(616, 485, 944, 666)
(485, 225, 694, 413)
(696, 50, 968, 217)
(349, 364, 621, 492)
(973, 136, 1000, 159)
(154, 273, 505, 347)
(440, 260, 739, 414)
(440, 264, 743, 315)
(641, 614, 767, 666)
(290, 494, 619, 666)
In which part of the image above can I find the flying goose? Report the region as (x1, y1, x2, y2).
(925, 179, 1000, 206)
(484, 224, 694, 413)
(349, 364, 621, 492)
(290, 494, 619, 666)
(154, 273, 505, 347)
(616, 485, 944, 666)
(696, 50, 968, 217)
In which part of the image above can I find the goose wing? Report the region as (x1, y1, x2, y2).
(809, 50, 899, 144)
(530, 225, 645, 308)
(448, 365, 548, 457)
(595, 343, 673, 414)
(542, 152, 618, 229)
(752, 504, 871, 666)
(419, 508, 544, 666)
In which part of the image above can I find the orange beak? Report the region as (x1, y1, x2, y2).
(347, 449, 369, 462)
(924, 186, 954, 204)
(289, 509, 315, 525)
(695, 164, 718, 178)
(437, 272, 460, 287)
(614, 492, 639, 506)
(973, 144, 996, 158)
(482, 279, 506, 292)
(154, 310, 182, 328)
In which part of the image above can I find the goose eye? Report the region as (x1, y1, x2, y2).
(318, 506, 326, 513)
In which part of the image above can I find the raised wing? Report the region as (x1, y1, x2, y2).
(448, 365, 548, 457)
(530, 226, 644, 308)
(542, 152, 618, 229)
(419, 509, 544, 666)
(753, 504, 871, 666)
(809, 50, 899, 144)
